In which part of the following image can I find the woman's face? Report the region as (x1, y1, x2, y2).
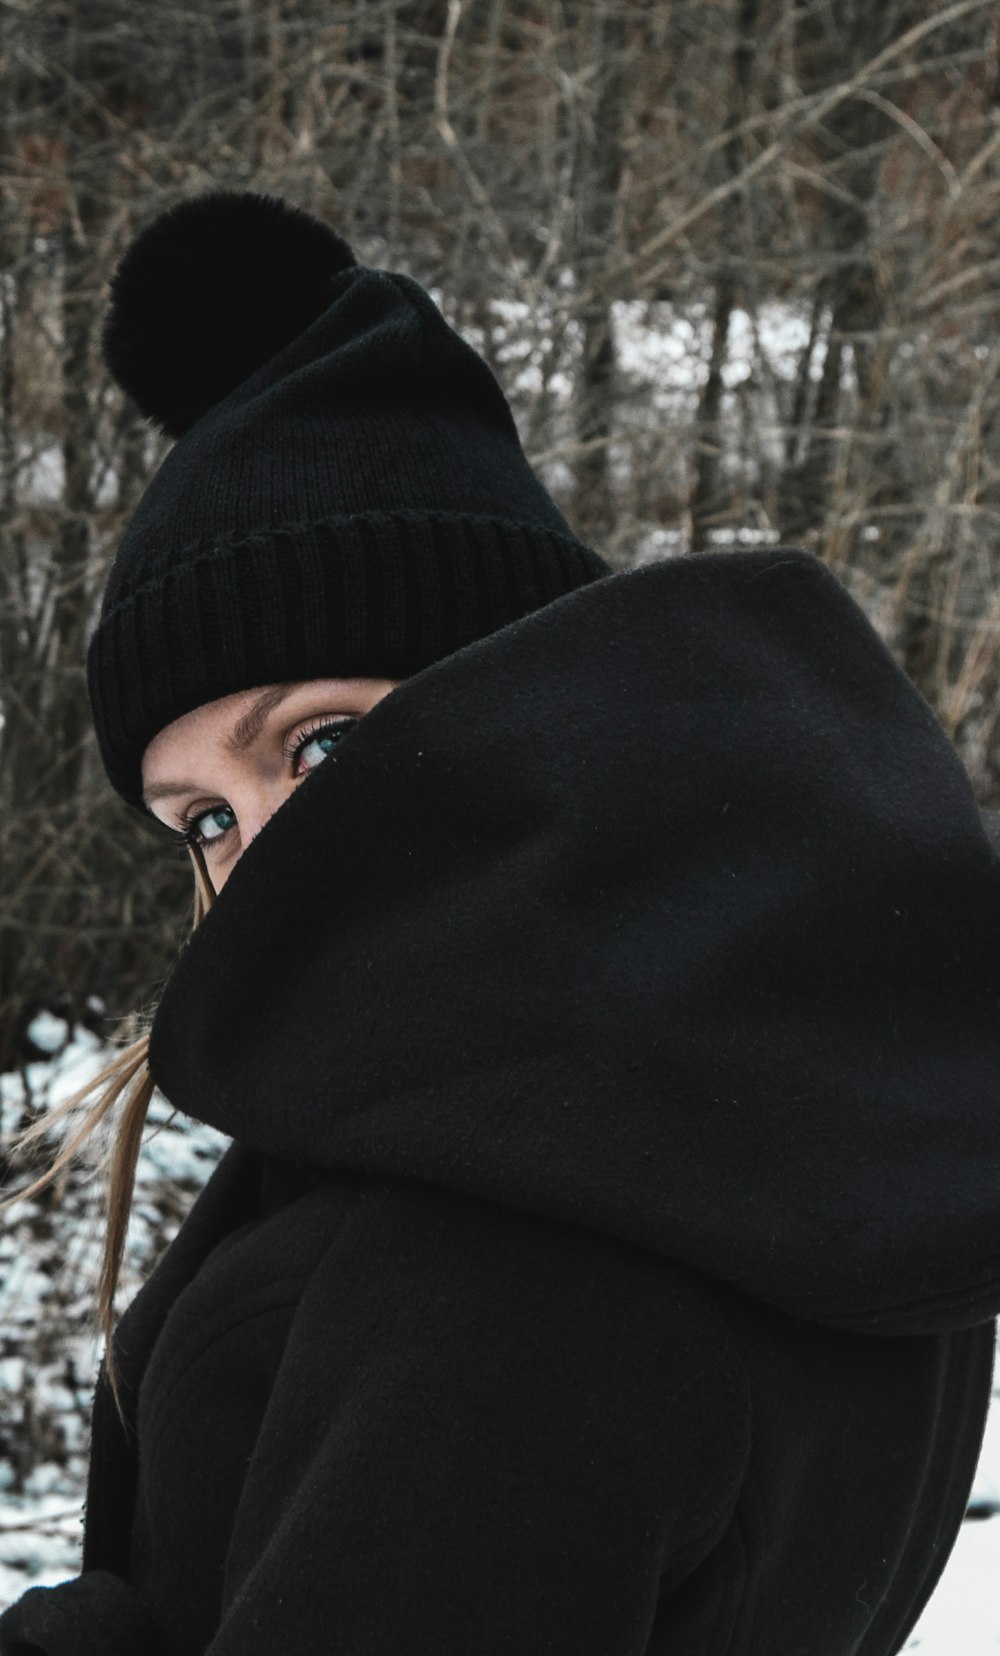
(141, 677, 400, 892)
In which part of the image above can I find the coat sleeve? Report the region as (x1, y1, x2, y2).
(0, 1570, 161, 1656)
(205, 1175, 750, 1655)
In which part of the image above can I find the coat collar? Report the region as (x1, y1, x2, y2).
(148, 550, 1000, 1339)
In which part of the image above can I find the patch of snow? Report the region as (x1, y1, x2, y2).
(0, 1026, 227, 1608)
(616, 300, 706, 398)
(906, 1516, 1000, 1652)
(24, 1013, 69, 1057)
(970, 1393, 1000, 1508)
(633, 527, 686, 565)
(707, 525, 780, 548)
(0, 1361, 24, 1395)
(538, 457, 575, 496)
(20, 446, 64, 505)
(140, 1094, 234, 1185)
(0, 1495, 82, 1601)
(23, 1464, 72, 1499)
(724, 306, 814, 389)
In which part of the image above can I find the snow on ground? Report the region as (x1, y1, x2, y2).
(905, 1405, 1000, 1650)
(0, 1498, 83, 1606)
(0, 1019, 227, 1608)
(0, 1024, 998, 1645)
(907, 1517, 1000, 1652)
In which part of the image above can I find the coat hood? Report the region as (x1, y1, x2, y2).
(149, 548, 1000, 1338)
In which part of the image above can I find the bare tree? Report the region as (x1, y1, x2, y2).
(1, 0, 999, 1076)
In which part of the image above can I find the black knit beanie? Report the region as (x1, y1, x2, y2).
(88, 191, 610, 809)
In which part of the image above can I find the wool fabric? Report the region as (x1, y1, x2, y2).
(5, 550, 1000, 1655)
(87, 191, 609, 809)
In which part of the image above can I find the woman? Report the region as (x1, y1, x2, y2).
(2, 189, 999, 1656)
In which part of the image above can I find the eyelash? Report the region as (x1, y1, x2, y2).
(282, 716, 357, 770)
(176, 717, 359, 849)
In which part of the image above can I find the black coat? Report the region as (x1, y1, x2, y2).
(4, 549, 1000, 1656)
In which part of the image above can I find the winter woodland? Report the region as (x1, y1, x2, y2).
(1, 0, 999, 1642)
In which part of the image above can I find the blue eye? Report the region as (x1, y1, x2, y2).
(182, 804, 236, 848)
(292, 719, 358, 774)
(174, 719, 358, 851)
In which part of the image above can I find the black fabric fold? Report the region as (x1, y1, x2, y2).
(10, 547, 1000, 1656)
(0, 1571, 160, 1656)
(149, 547, 1000, 1337)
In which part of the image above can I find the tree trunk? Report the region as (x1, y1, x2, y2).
(571, 0, 627, 555)
(689, 0, 758, 553)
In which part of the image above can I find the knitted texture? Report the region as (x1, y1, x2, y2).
(88, 196, 609, 807)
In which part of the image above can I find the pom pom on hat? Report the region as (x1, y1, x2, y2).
(90, 188, 611, 808)
(101, 191, 357, 438)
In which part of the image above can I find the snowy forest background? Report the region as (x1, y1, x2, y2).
(1, 0, 1000, 1645)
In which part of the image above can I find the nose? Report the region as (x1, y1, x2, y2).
(239, 780, 294, 850)
(211, 789, 287, 892)
(205, 776, 302, 894)
(221, 778, 297, 872)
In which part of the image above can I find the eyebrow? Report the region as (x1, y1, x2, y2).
(142, 682, 306, 806)
(224, 682, 304, 756)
